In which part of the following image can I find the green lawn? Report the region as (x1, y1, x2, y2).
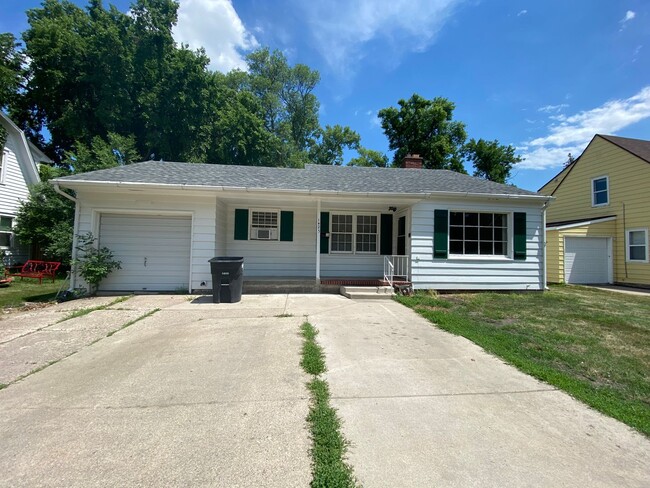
(396, 285, 650, 436)
(0, 277, 64, 310)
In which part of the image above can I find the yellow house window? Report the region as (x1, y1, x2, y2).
(627, 229, 648, 263)
(592, 176, 609, 206)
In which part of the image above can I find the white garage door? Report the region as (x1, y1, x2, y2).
(98, 214, 192, 292)
(564, 237, 610, 284)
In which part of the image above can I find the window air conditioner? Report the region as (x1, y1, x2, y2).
(252, 228, 277, 240)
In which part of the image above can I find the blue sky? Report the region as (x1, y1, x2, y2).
(2, 1, 649, 191)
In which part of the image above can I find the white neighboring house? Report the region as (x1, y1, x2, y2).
(53, 155, 553, 293)
(0, 112, 53, 265)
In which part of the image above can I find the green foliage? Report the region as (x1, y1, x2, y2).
(0, 33, 25, 110)
(378, 94, 467, 172)
(464, 138, 523, 183)
(348, 147, 389, 167)
(0, 124, 7, 150)
(14, 181, 75, 264)
(309, 125, 360, 166)
(73, 232, 121, 293)
(65, 132, 140, 173)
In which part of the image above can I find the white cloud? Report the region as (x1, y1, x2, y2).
(517, 10, 528, 17)
(518, 86, 650, 169)
(295, 0, 466, 73)
(173, 0, 258, 72)
(622, 10, 636, 23)
(619, 10, 636, 31)
(538, 103, 569, 113)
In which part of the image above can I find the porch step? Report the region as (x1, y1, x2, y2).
(340, 286, 395, 300)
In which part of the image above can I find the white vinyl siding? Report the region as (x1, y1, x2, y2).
(411, 201, 544, 290)
(0, 134, 31, 217)
(226, 204, 315, 277)
(564, 237, 610, 284)
(98, 214, 192, 292)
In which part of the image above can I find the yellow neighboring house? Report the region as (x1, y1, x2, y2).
(539, 134, 650, 286)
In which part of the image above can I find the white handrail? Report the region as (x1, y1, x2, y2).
(384, 255, 409, 287)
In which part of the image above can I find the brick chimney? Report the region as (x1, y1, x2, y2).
(401, 153, 423, 169)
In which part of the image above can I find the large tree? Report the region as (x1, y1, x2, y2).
(0, 33, 25, 111)
(463, 138, 522, 183)
(378, 94, 467, 172)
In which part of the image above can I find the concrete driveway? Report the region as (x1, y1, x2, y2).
(308, 299, 650, 488)
(1, 294, 649, 487)
(0, 294, 315, 488)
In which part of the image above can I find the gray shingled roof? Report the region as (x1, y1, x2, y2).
(56, 161, 539, 196)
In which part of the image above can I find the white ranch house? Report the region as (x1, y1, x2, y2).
(53, 156, 552, 294)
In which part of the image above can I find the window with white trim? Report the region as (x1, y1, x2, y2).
(250, 210, 278, 240)
(449, 211, 508, 256)
(0, 149, 8, 184)
(330, 214, 378, 254)
(592, 176, 609, 206)
(626, 229, 648, 262)
(331, 214, 353, 252)
(0, 216, 13, 248)
(355, 215, 378, 253)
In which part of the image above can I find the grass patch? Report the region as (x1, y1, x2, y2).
(275, 313, 294, 318)
(106, 308, 160, 337)
(56, 295, 132, 323)
(0, 278, 64, 310)
(396, 285, 650, 436)
(300, 322, 357, 488)
(301, 322, 326, 375)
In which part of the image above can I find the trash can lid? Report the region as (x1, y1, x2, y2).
(209, 256, 244, 262)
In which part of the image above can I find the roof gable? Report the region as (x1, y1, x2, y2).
(538, 134, 650, 196)
(0, 112, 42, 186)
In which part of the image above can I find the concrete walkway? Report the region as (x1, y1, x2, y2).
(0, 295, 312, 488)
(309, 299, 650, 488)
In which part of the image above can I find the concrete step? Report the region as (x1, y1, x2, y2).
(340, 286, 395, 300)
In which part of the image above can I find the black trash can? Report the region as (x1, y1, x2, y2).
(209, 257, 244, 303)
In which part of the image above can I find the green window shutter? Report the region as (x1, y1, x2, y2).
(234, 209, 249, 240)
(433, 209, 448, 259)
(380, 214, 393, 255)
(513, 212, 527, 260)
(280, 211, 294, 241)
(320, 212, 329, 254)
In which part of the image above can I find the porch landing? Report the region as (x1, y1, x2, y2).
(242, 277, 410, 295)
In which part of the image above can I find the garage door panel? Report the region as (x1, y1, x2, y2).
(98, 214, 192, 292)
(564, 237, 609, 284)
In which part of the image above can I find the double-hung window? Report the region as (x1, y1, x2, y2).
(449, 211, 508, 256)
(0, 216, 13, 248)
(627, 229, 648, 263)
(330, 214, 378, 254)
(250, 210, 279, 240)
(592, 176, 609, 206)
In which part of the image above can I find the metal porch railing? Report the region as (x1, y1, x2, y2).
(383, 255, 410, 287)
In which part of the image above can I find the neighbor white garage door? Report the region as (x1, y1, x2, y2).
(564, 237, 610, 284)
(98, 214, 192, 292)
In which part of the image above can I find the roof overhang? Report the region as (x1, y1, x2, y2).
(546, 215, 617, 231)
(52, 178, 553, 203)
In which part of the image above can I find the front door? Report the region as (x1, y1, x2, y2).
(397, 215, 406, 255)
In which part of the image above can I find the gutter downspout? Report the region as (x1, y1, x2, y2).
(542, 199, 550, 291)
(316, 199, 321, 282)
(53, 183, 79, 291)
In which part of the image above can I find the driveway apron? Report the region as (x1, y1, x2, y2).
(0, 295, 311, 488)
(308, 298, 650, 488)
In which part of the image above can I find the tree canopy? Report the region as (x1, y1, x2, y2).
(463, 138, 523, 183)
